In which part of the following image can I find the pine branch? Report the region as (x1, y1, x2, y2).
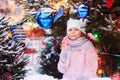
(0, 16, 29, 79)
(0, 17, 10, 25)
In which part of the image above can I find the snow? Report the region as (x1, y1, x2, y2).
(23, 55, 58, 80)
(24, 73, 58, 80)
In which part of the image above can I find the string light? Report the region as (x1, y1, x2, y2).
(93, 32, 100, 41)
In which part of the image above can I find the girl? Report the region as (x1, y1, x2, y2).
(57, 18, 98, 80)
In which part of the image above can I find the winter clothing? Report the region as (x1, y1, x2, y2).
(57, 36, 98, 80)
(67, 18, 87, 34)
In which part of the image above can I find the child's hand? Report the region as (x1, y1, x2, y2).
(62, 36, 70, 48)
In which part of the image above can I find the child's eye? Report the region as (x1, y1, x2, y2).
(68, 28, 80, 31)
(68, 29, 72, 31)
(75, 28, 79, 31)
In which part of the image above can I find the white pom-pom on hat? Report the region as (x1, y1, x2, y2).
(67, 18, 87, 34)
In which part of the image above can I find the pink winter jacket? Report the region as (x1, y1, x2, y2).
(57, 37, 98, 80)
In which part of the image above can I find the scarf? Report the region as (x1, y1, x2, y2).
(62, 37, 94, 50)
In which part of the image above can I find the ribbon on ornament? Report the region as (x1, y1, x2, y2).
(53, 8, 64, 23)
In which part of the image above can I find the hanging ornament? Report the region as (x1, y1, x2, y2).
(115, 57, 120, 68)
(42, 40, 46, 46)
(114, 26, 120, 32)
(6, 32, 12, 38)
(77, 4, 89, 18)
(52, 44, 56, 50)
(10, 25, 26, 41)
(15, 55, 19, 60)
(13, 66, 19, 73)
(101, 71, 108, 77)
(97, 69, 104, 75)
(36, 11, 53, 29)
(98, 56, 101, 62)
(93, 32, 100, 41)
(106, 0, 114, 8)
(117, 18, 120, 25)
(112, 72, 120, 80)
(6, 72, 12, 78)
(46, 42, 52, 48)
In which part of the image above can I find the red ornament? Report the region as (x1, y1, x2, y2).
(42, 41, 46, 46)
(112, 72, 120, 80)
(6, 73, 12, 78)
(15, 55, 19, 60)
(106, 0, 114, 8)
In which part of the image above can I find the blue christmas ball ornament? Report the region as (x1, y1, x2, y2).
(36, 11, 53, 29)
(77, 4, 89, 18)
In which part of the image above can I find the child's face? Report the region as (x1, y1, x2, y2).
(67, 27, 83, 40)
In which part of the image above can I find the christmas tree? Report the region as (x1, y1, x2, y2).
(0, 16, 29, 80)
(38, 36, 63, 79)
(18, 0, 120, 78)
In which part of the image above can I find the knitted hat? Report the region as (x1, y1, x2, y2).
(67, 18, 87, 34)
